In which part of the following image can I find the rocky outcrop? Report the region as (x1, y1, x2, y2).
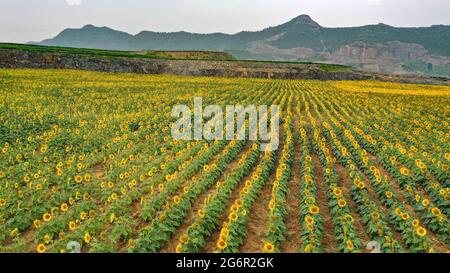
(247, 42, 315, 60)
(328, 41, 450, 74)
(0, 48, 447, 85)
(0, 48, 360, 80)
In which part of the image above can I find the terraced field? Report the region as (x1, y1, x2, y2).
(0, 69, 448, 253)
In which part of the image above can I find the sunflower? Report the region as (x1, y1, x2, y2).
(412, 219, 420, 228)
(305, 215, 315, 225)
(333, 188, 342, 196)
(401, 213, 410, 221)
(235, 199, 244, 208)
(84, 174, 92, 182)
(36, 244, 46, 253)
(44, 234, 52, 244)
(68, 221, 76, 231)
(431, 207, 442, 217)
(159, 213, 166, 221)
(371, 212, 380, 221)
(217, 239, 227, 250)
(385, 191, 393, 198)
(345, 214, 354, 223)
(33, 219, 41, 229)
(23, 175, 30, 183)
(309, 205, 320, 215)
(415, 195, 421, 202)
(75, 175, 83, 183)
(415, 227, 427, 237)
(0, 199, 5, 207)
(228, 212, 238, 222)
(176, 243, 183, 253)
(83, 192, 90, 200)
(179, 234, 189, 244)
(422, 199, 430, 207)
(263, 242, 275, 253)
(346, 240, 354, 251)
(80, 211, 87, 221)
(128, 239, 136, 249)
(304, 177, 312, 186)
(111, 193, 117, 200)
(400, 167, 410, 176)
(220, 227, 229, 237)
(84, 232, 92, 244)
(89, 210, 96, 218)
(338, 199, 347, 208)
(198, 209, 206, 218)
(268, 200, 275, 210)
(158, 183, 164, 191)
(173, 195, 181, 204)
(43, 213, 52, 222)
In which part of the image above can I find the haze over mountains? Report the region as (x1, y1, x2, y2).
(32, 15, 450, 77)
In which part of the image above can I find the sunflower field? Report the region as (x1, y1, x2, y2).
(0, 69, 449, 253)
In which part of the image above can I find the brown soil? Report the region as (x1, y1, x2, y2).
(238, 129, 285, 253)
(280, 118, 302, 253)
(334, 163, 372, 250)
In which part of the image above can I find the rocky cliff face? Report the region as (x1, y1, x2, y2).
(244, 40, 449, 76)
(326, 41, 448, 74)
(0, 49, 447, 85)
(0, 49, 360, 80)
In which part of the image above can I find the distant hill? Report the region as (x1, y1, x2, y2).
(32, 15, 450, 77)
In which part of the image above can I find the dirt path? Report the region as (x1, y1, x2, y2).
(280, 117, 302, 253)
(202, 146, 266, 253)
(334, 163, 372, 250)
(310, 152, 338, 253)
(238, 142, 283, 253)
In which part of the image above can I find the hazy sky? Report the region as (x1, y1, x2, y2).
(1, 0, 449, 43)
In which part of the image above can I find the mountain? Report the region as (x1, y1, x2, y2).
(33, 15, 450, 76)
